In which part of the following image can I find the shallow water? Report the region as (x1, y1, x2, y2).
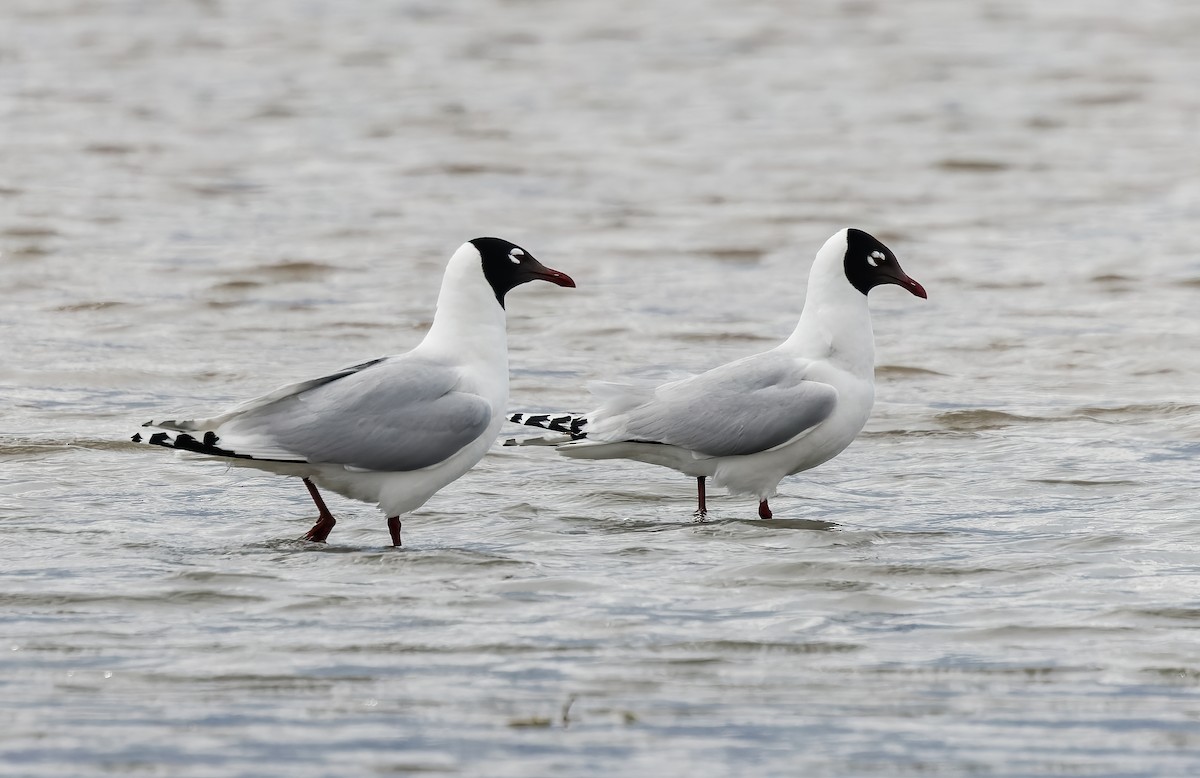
(3, 0, 1200, 775)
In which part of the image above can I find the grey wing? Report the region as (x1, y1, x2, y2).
(213, 356, 493, 471)
(616, 355, 838, 457)
(149, 357, 390, 433)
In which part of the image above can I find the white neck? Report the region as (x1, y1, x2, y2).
(780, 230, 876, 376)
(420, 242, 509, 370)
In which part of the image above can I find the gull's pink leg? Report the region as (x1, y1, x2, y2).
(302, 478, 337, 542)
(758, 500, 773, 520)
(387, 516, 402, 547)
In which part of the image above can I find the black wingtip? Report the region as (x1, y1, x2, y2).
(132, 427, 256, 460)
(507, 411, 589, 439)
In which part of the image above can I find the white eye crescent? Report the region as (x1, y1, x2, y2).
(509, 248, 525, 264)
(867, 250, 886, 267)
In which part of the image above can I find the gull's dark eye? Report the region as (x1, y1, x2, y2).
(509, 248, 525, 264)
(867, 250, 886, 268)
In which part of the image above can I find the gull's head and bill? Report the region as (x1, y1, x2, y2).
(471, 237, 576, 306)
(839, 228, 927, 299)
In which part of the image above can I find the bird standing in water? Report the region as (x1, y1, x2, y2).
(136, 237, 575, 546)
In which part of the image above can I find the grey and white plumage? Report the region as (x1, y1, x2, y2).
(506, 228, 926, 519)
(135, 237, 575, 545)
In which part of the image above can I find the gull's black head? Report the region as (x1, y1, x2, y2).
(842, 228, 927, 299)
(471, 237, 576, 307)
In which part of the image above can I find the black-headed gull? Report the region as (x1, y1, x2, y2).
(506, 228, 925, 519)
(134, 237, 575, 546)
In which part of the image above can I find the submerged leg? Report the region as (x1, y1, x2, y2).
(302, 477, 337, 542)
(694, 477, 708, 519)
(758, 499, 773, 520)
(387, 516, 402, 547)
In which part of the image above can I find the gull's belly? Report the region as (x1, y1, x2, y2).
(783, 370, 874, 474)
(711, 367, 874, 497)
(308, 380, 508, 517)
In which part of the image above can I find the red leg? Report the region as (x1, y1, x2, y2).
(302, 477, 337, 542)
(387, 516, 402, 547)
(758, 499, 773, 520)
(694, 477, 707, 519)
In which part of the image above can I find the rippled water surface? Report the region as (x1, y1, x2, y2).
(3, 1, 1200, 775)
